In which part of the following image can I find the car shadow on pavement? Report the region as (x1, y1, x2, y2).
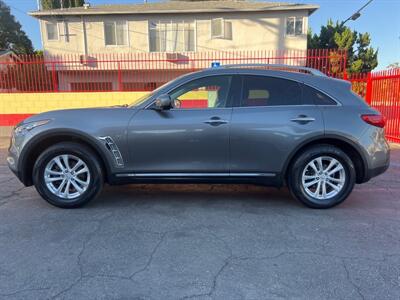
(90, 183, 302, 210)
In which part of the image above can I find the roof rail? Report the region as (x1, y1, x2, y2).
(217, 64, 327, 76)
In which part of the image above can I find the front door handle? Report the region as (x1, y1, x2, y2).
(204, 117, 229, 126)
(290, 115, 316, 124)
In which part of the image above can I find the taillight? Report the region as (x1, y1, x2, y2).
(361, 114, 386, 128)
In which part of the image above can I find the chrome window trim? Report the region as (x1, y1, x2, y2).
(143, 72, 343, 109)
(238, 74, 342, 108)
(169, 107, 233, 112)
(233, 104, 327, 109)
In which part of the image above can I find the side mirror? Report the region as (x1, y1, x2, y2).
(154, 94, 172, 110)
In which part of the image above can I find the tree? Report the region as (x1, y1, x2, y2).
(308, 20, 378, 73)
(0, 50, 55, 92)
(41, 0, 84, 10)
(0, 0, 33, 54)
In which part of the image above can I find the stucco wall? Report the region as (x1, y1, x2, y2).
(0, 92, 148, 128)
(0, 90, 208, 129)
(39, 10, 309, 55)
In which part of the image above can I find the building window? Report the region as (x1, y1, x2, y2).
(46, 22, 59, 41)
(211, 18, 224, 39)
(286, 17, 304, 36)
(70, 82, 113, 91)
(149, 20, 195, 52)
(104, 21, 128, 46)
(63, 21, 70, 42)
(122, 82, 158, 91)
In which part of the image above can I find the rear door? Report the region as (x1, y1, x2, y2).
(229, 75, 324, 175)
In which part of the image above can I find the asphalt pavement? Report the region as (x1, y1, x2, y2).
(1, 138, 400, 300)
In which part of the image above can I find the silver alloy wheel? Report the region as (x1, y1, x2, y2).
(44, 154, 90, 199)
(301, 156, 346, 200)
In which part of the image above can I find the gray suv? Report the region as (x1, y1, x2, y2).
(7, 65, 390, 209)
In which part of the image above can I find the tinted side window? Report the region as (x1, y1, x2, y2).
(241, 76, 301, 107)
(169, 75, 232, 109)
(302, 85, 337, 105)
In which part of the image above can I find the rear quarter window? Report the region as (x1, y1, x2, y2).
(302, 85, 337, 105)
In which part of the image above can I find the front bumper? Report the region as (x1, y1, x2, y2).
(7, 131, 32, 186)
(7, 158, 22, 181)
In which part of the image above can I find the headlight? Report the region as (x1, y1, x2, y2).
(14, 119, 51, 135)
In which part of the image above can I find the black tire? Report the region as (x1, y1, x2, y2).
(33, 142, 104, 208)
(287, 144, 356, 209)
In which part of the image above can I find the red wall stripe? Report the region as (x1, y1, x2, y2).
(180, 100, 208, 108)
(0, 114, 34, 126)
(0, 101, 208, 126)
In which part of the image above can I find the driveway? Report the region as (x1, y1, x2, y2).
(1, 138, 400, 300)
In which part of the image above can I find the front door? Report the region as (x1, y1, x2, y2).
(128, 75, 234, 174)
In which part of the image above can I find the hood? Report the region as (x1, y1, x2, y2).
(19, 106, 138, 126)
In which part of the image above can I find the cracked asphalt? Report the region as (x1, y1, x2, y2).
(1, 138, 400, 300)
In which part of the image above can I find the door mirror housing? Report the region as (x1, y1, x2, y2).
(154, 94, 172, 110)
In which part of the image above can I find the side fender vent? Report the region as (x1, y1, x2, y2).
(98, 136, 124, 167)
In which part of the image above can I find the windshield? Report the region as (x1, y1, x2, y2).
(127, 91, 154, 107)
(128, 81, 173, 107)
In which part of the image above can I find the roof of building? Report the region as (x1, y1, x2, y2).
(0, 50, 13, 56)
(0, 50, 21, 61)
(29, 0, 319, 17)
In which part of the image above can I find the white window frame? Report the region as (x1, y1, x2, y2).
(61, 21, 69, 42)
(210, 18, 225, 39)
(148, 20, 196, 53)
(103, 20, 129, 47)
(194, 19, 197, 52)
(45, 22, 59, 41)
(286, 16, 304, 36)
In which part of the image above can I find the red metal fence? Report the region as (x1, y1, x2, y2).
(1, 50, 399, 143)
(348, 69, 400, 143)
(348, 72, 369, 98)
(368, 69, 400, 143)
(0, 49, 346, 93)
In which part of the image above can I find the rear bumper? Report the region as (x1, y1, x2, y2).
(357, 126, 390, 183)
(362, 161, 390, 183)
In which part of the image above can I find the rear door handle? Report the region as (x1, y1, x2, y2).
(204, 117, 229, 126)
(290, 116, 315, 124)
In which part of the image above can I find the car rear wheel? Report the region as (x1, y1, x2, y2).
(287, 145, 356, 209)
(33, 142, 104, 208)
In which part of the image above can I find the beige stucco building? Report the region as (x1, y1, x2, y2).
(29, 0, 319, 91)
(30, 0, 318, 55)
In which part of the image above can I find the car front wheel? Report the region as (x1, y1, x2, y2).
(33, 142, 104, 208)
(287, 145, 356, 209)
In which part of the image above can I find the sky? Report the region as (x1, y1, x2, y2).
(3, 0, 400, 70)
